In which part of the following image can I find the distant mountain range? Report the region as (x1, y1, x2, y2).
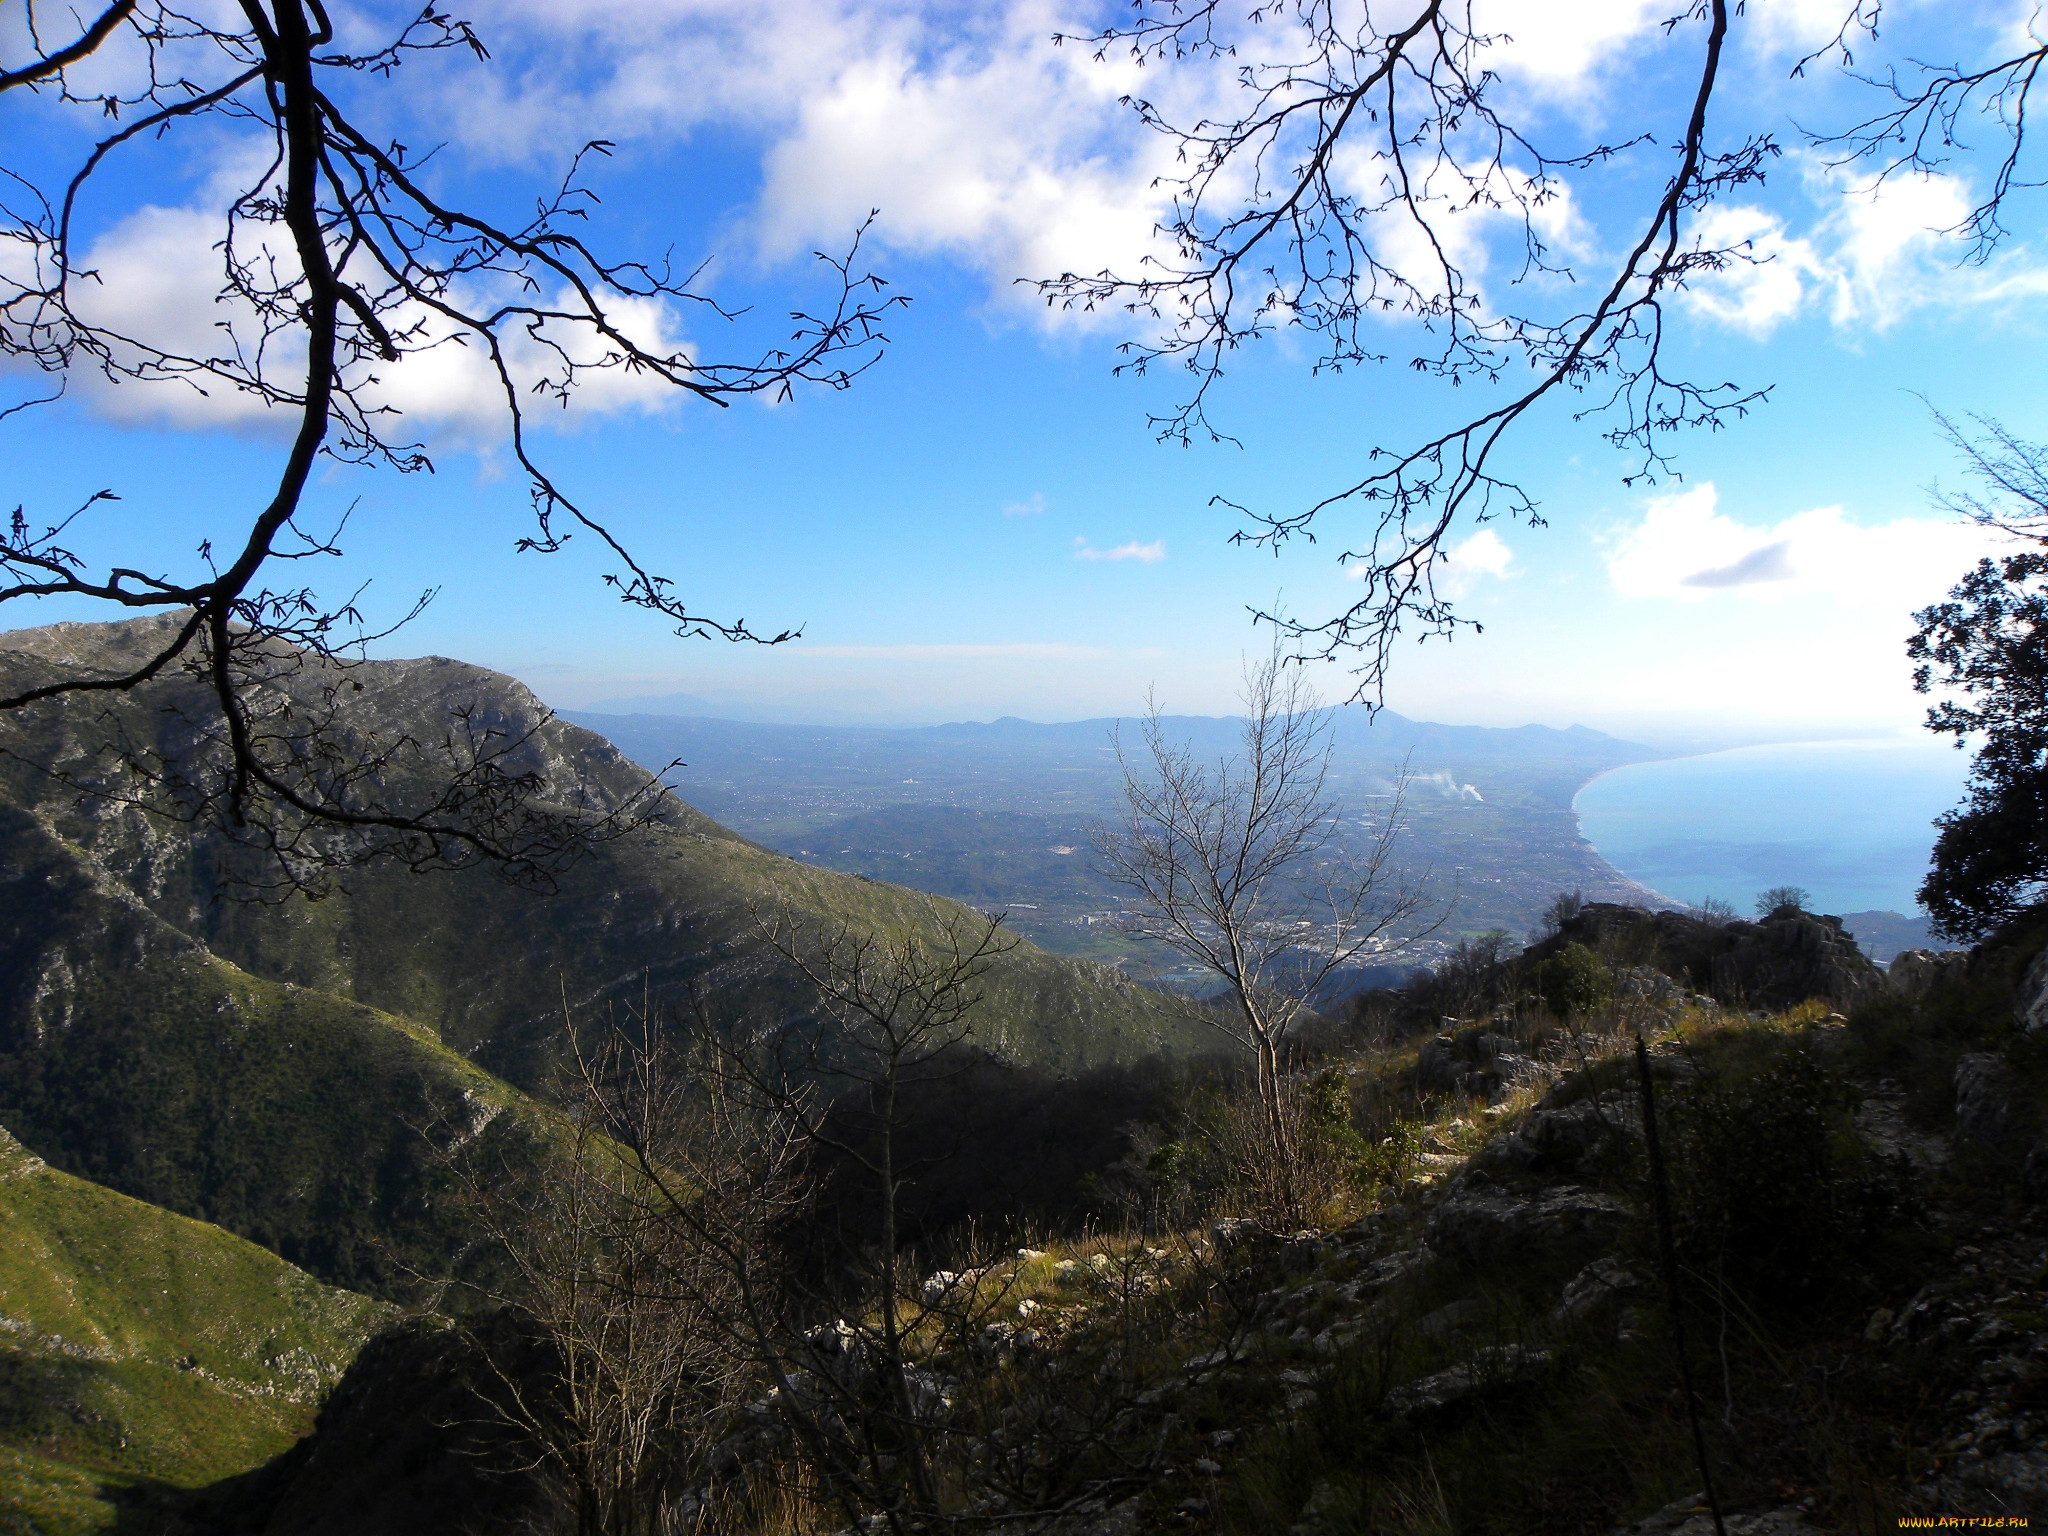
(579, 689, 908, 727)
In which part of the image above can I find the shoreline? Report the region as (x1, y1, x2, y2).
(1570, 737, 1960, 919)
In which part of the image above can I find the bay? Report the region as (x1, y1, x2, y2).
(1573, 737, 1973, 916)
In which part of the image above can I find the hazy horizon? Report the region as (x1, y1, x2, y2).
(6, 4, 2039, 743)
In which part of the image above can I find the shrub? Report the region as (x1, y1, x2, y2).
(1531, 942, 1614, 1019)
(1533, 889, 1587, 941)
(1657, 1039, 1900, 1313)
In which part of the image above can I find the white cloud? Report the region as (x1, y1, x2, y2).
(31, 0, 2048, 438)
(746, 15, 1179, 298)
(1441, 527, 1516, 595)
(1473, 0, 1671, 94)
(1678, 157, 2048, 338)
(53, 187, 690, 442)
(444, 0, 1181, 310)
(1074, 537, 1165, 564)
(1604, 482, 2010, 608)
(1347, 526, 1514, 595)
(1004, 492, 1046, 516)
(1678, 204, 1827, 337)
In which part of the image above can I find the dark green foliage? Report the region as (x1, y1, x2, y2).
(800, 1051, 1184, 1250)
(1531, 942, 1613, 1019)
(1909, 547, 2048, 938)
(0, 948, 547, 1301)
(1304, 1064, 1353, 1133)
(189, 1314, 547, 1536)
(1299, 1064, 1390, 1189)
(1654, 1040, 1900, 1314)
(1408, 930, 1518, 1021)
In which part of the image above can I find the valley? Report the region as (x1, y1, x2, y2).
(0, 619, 2014, 1534)
(570, 708, 1676, 975)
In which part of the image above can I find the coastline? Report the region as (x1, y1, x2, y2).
(1570, 737, 1963, 919)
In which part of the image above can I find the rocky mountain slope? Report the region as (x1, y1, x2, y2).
(0, 617, 1201, 1090)
(141, 904, 2048, 1534)
(0, 619, 1207, 1287)
(0, 615, 1218, 1529)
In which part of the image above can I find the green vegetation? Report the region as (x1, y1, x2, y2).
(0, 800, 550, 1298)
(0, 1124, 390, 1534)
(1530, 941, 1613, 1017)
(1208, 1002, 1987, 1535)
(0, 625, 1210, 1100)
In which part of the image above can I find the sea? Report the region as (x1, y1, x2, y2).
(1573, 736, 1973, 917)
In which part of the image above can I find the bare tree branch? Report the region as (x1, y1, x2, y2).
(1037, 0, 1771, 701)
(0, 1, 906, 895)
(1804, 2, 2048, 261)
(0, 1, 137, 93)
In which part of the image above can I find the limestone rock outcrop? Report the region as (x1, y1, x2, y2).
(1528, 902, 1887, 1011)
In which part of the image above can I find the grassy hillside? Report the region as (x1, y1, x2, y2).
(0, 800, 547, 1298)
(0, 615, 1218, 1532)
(0, 1125, 390, 1535)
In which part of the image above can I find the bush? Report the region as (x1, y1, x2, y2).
(1658, 1038, 1900, 1313)
(1532, 889, 1586, 941)
(1131, 1064, 1390, 1228)
(1531, 942, 1613, 1019)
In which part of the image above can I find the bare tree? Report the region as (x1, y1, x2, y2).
(456, 1029, 753, 1536)
(1036, 1, 2048, 699)
(1754, 885, 1812, 917)
(551, 904, 1019, 1533)
(1038, 0, 1772, 697)
(518, 916, 1257, 1532)
(732, 900, 1017, 1530)
(1808, 4, 2047, 262)
(1095, 652, 1433, 1193)
(0, 3, 902, 893)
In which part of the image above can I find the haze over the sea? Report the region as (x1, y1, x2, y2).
(1573, 738, 1971, 917)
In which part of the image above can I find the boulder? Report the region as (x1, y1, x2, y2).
(2016, 944, 2048, 1035)
(1613, 965, 1686, 1006)
(1954, 1053, 2017, 1152)
(1527, 903, 1887, 1010)
(1551, 1255, 1649, 1326)
(1416, 1034, 1461, 1093)
(1890, 947, 1968, 998)
(1416, 1023, 1545, 1100)
(1710, 909, 1888, 1010)
(1471, 1101, 1636, 1180)
(1378, 1344, 1552, 1422)
(1614, 1497, 1825, 1536)
(1424, 1184, 1631, 1267)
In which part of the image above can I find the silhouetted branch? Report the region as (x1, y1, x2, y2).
(1, 1, 905, 892)
(1038, 1, 1776, 700)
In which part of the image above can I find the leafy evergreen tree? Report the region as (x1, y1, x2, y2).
(1909, 419, 2048, 938)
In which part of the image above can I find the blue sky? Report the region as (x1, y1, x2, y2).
(5, 0, 2046, 745)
